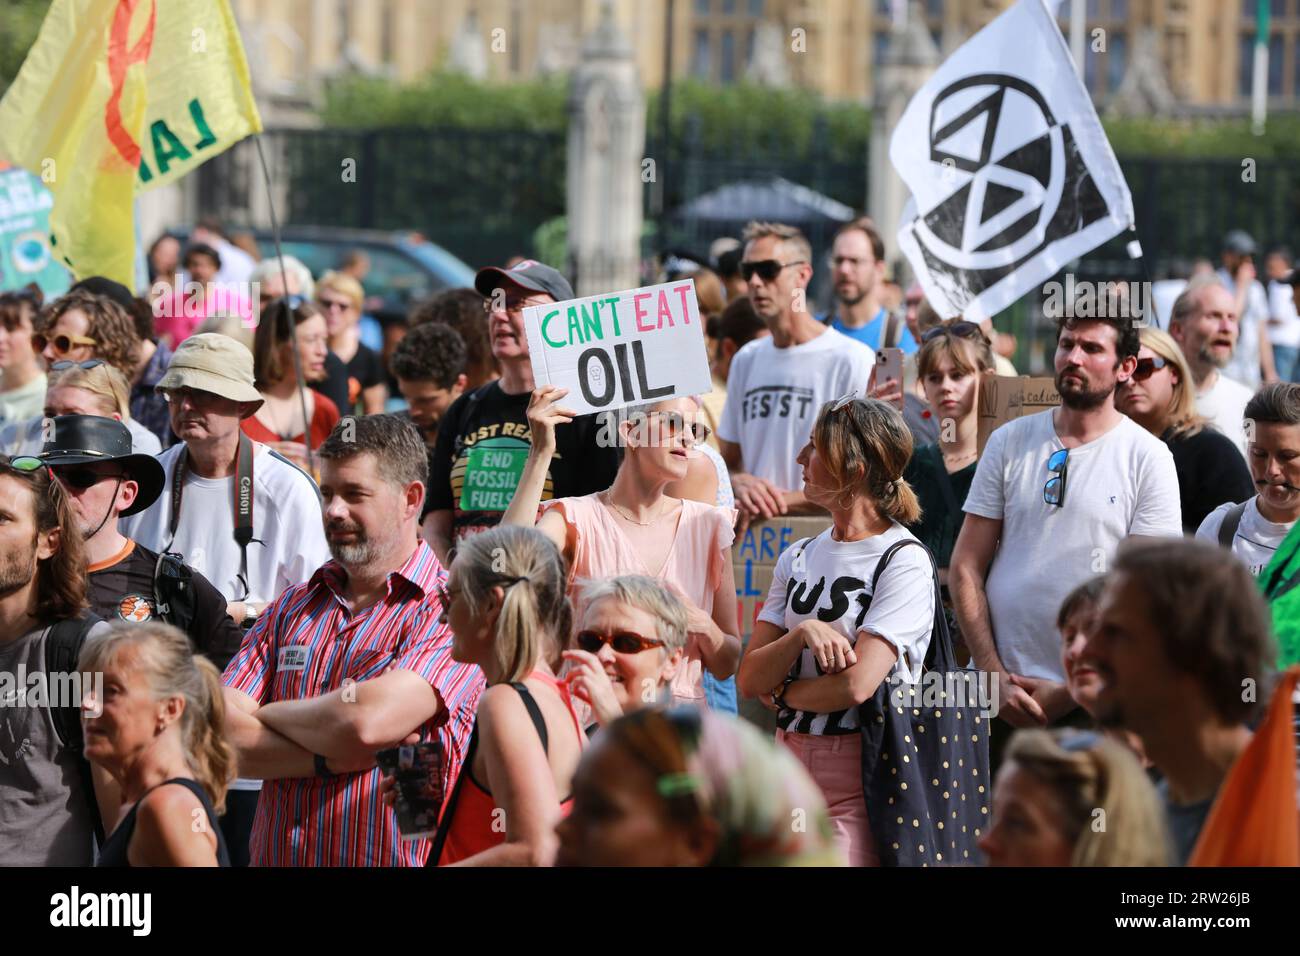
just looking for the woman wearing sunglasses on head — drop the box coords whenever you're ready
[0,360,161,457]
[737,396,936,866]
[1115,328,1254,533]
[423,525,586,867]
[561,575,688,733]
[502,388,742,709]
[902,322,997,651]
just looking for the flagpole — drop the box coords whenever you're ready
[253,134,314,466]
[1069,0,1086,78]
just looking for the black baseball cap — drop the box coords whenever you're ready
[475,259,574,304]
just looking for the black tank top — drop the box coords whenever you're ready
[96,778,231,867]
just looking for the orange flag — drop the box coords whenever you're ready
[1189,666,1299,866]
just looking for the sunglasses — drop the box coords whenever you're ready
[633,411,711,447]
[318,298,354,313]
[740,259,807,282]
[7,455,52,480]
[575,629,665,655]
[1131,356,1169,382]
[920,320,987,345]
[1044,448,1069,508]
[52,467,126,490]
[49,359,107,372]
[33,332,98,356]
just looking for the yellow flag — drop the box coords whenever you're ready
[0,0,262,287]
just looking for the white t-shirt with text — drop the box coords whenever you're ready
[758,522,935,735]
[1196,497,1294,577]
[717,327,874,491]
[963,410,1182,681]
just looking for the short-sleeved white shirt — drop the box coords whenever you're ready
[717,328,874,490]
[962,410,1182,680]
[758,523,935,735]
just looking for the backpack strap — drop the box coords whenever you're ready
[44,615,105,844]
[1217,501,1248,550]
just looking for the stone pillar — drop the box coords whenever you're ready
[566,0,645,297]
[868,0,938,283]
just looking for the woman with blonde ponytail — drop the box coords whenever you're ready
[80,622,233,866]
[426,525,586,867]
[738,395,937,866]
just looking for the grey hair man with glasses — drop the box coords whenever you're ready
[949,310,1181,770]
[717,221,877,530]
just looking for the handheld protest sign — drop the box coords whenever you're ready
[522,279,713,416]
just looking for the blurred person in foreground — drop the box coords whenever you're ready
[980,728,1169,866]
[1083,538,1279,864]
[556,708,842,866]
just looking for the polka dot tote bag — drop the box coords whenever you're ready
[859,540,991,866]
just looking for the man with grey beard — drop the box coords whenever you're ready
[220,414,483,866]
[1168,278,1255,456]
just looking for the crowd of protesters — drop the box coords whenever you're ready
[0,216,1296,870]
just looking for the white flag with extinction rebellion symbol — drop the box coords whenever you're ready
[891,0,1135,323]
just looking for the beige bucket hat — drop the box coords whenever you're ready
[155,333,264,417]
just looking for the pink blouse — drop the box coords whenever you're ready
[540,494,736,707]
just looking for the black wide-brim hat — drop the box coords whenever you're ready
[34,415,166,516]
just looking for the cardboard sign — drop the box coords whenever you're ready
[732,515,834,647]
[522,279,713,416]
[977,375,1060,453]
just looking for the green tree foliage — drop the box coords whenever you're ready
[321,71,871,162]
[0,0,49,97]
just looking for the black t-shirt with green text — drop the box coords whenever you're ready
[427,381,622,547]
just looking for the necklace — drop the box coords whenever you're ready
[602,491,669,527]
[941,448,977,464]
[265,393,304,440]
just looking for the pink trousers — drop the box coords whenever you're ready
[777,729,879,867]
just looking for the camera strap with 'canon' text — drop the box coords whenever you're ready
[168,432,255,601]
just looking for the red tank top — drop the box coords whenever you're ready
[436,672,584,865]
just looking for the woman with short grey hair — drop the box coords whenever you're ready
[563,575,689,730]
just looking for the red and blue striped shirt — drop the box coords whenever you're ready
[223,540,483,866]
